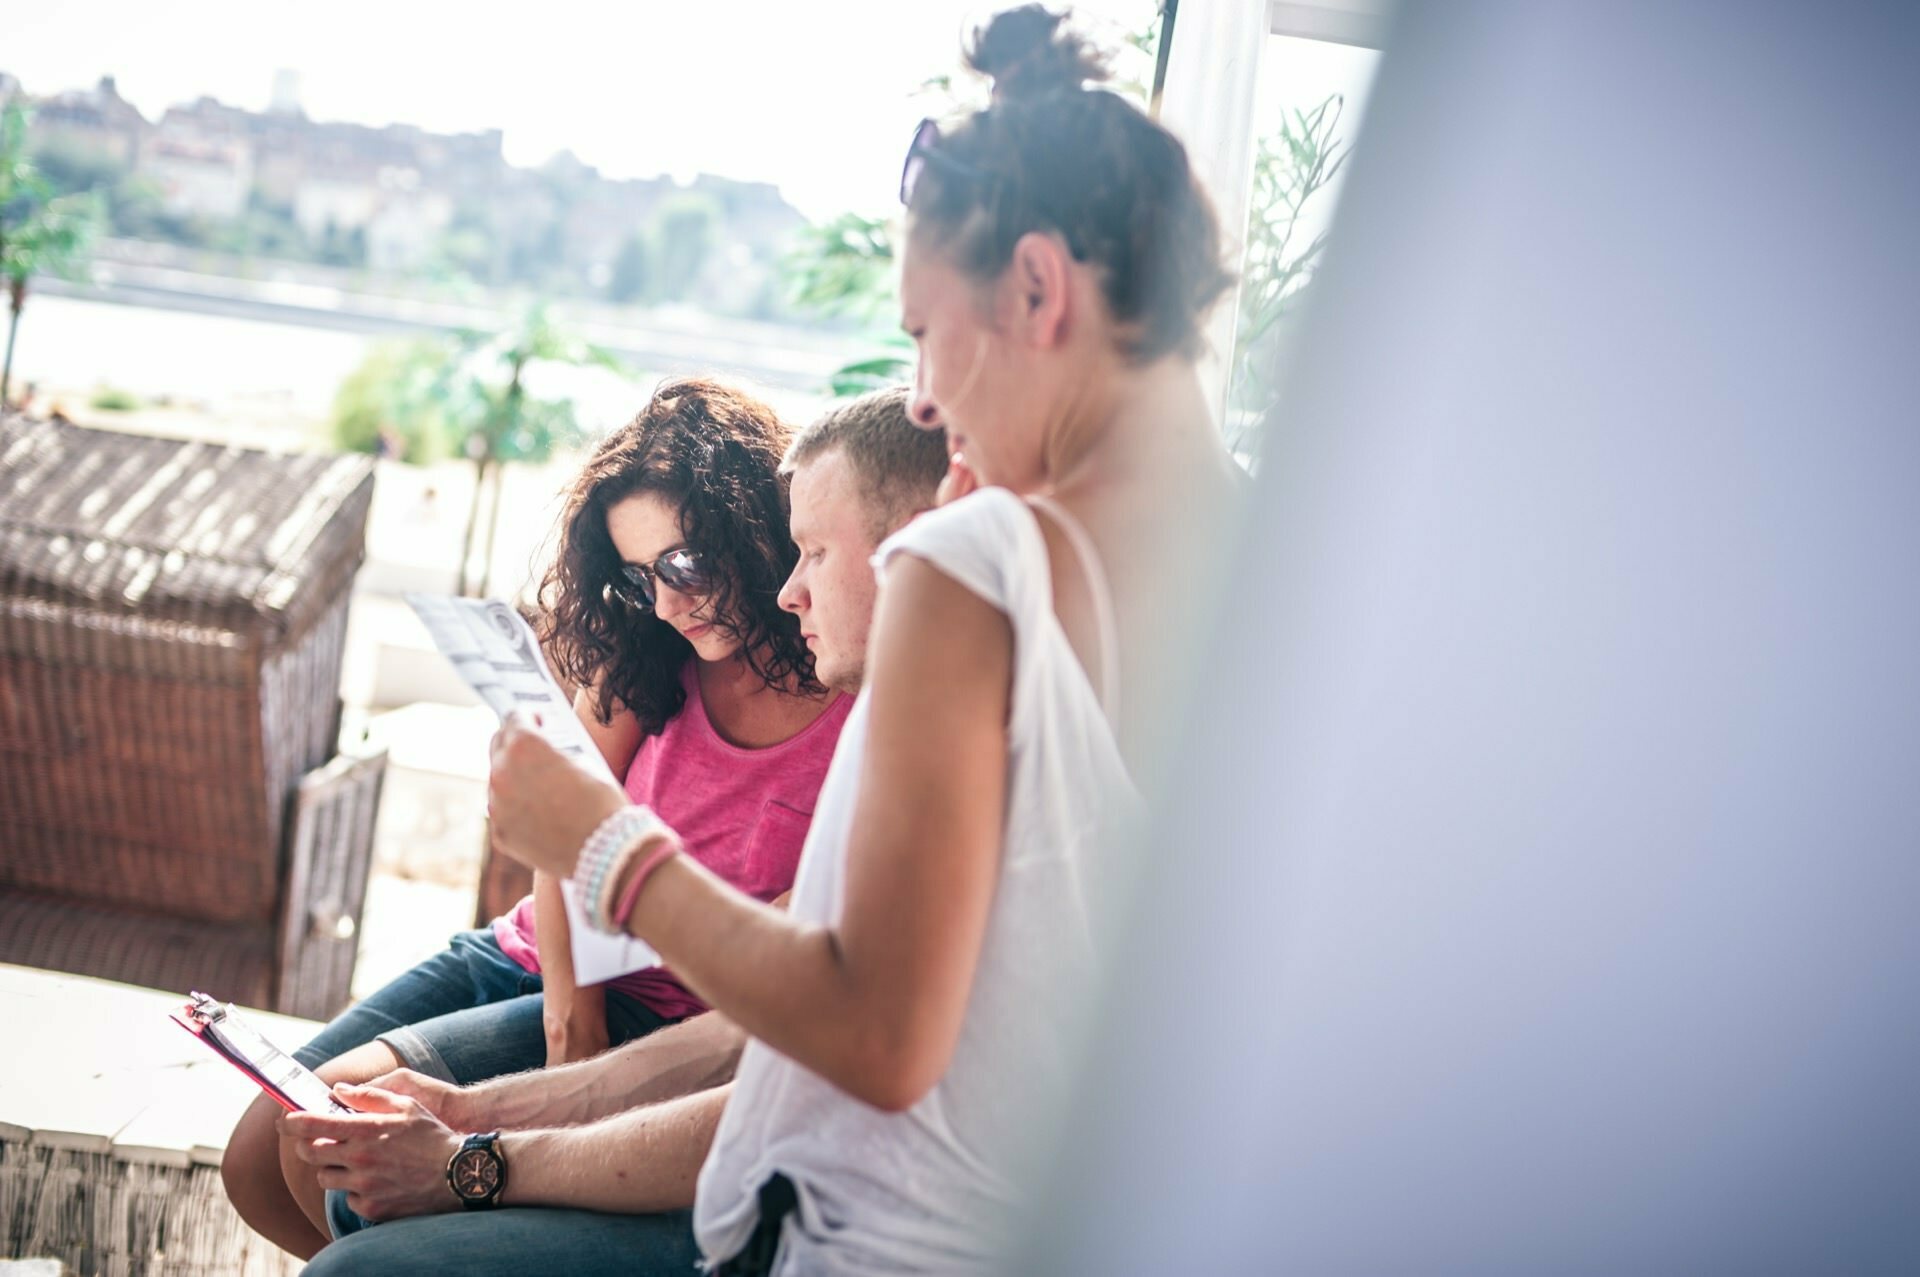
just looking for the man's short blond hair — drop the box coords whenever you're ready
[781,386,949,539]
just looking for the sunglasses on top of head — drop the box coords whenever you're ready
[899,117,989,207]
[899,117,1084,257]
[617,547,712,609]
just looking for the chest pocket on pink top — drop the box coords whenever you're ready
[739,800,813,901]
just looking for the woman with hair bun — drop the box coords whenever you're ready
[487,7,1245,1270]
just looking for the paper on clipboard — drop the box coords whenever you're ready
[171,992,352,1114]
[405,594,663,984]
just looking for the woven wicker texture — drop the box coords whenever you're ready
[0,414,374,927]
[0,1140,302,1276]
[275,750,388,1021]
[0,893,276,1009]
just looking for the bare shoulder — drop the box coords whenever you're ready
[1023,496,1109,703]
[875,552,1011,643]
[869,554,1013,701]
[575,683,642,772]
[859,544,1013,829]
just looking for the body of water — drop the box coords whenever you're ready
[12,293,376,415]
[9,293,834,437]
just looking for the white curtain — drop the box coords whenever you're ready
[1154,0,1268,427]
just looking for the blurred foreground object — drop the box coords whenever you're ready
[0,416,385,1019]
[1036,1,1920,1272]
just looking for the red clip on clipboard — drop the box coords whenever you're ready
[171,990,353,1114]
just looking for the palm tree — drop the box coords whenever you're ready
[781,212,913,396]
[1,102,100,408]
[334,306,629,596]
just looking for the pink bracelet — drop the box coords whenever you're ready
[609,838,681,931]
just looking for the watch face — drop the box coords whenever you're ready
[452,1147,501,1200]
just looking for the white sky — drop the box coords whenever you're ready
[2,3,1378,222]
[1,0,1183,219]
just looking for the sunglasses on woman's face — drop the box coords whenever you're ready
[618,547,711,608]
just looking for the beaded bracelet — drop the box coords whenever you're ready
[571,806,670,935]
[589,826,671,933]
[608,837,681,931]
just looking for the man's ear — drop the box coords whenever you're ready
[1008,231,1072,349]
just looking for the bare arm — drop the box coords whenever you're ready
[281,1081,732,1221]
[501,1084,730,1213]
[535,690,645,1064]
[471,1008,745,1129]
[491,559,1013,1112]
[375,1009,746,1135]
[533,871,607,1065]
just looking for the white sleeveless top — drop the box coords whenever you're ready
[694,487,1139,1274]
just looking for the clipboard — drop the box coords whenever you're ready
[170,991,353,1114]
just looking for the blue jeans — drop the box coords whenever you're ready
[302,1205,703,1276]
[295,929,680,1245]
[293,928,673,1083]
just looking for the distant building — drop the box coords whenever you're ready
[31,75,147,165]
[270,69,303,116]
[142,135,253,220]
[541,148,600,186]
[690,173,804,246]
[564,177,672,276]
[142,107,255,219]
[685,174,805,313]
[8,70,807,304]
[293,163,451,271]
[365,170,452,272]
[294,165,383,237]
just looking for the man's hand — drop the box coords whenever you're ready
[279,1083,466,1223]
[362,1068,489,1134]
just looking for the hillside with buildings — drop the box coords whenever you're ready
[0,69,808,319]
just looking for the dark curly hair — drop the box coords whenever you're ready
[907,5,1233,363]
[536,376,819,734]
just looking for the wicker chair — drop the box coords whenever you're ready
[0,414,386,1020]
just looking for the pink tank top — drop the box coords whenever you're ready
[493,661,852,1018]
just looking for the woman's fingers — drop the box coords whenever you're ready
[489,708,547,771]
[489,722,631,877]
[936,452,979,507]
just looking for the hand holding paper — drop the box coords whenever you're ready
[406,595,610,775]
[488,715,668,985]
[488,710,630,878]
[407,595,663,984]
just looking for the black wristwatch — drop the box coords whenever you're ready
[447,1132,508,1210]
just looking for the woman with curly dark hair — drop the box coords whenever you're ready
[538,376,821,739]
[222,377,852,1259]
[512,376,843,1073]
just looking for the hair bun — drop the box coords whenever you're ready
[967,5,1111,101]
